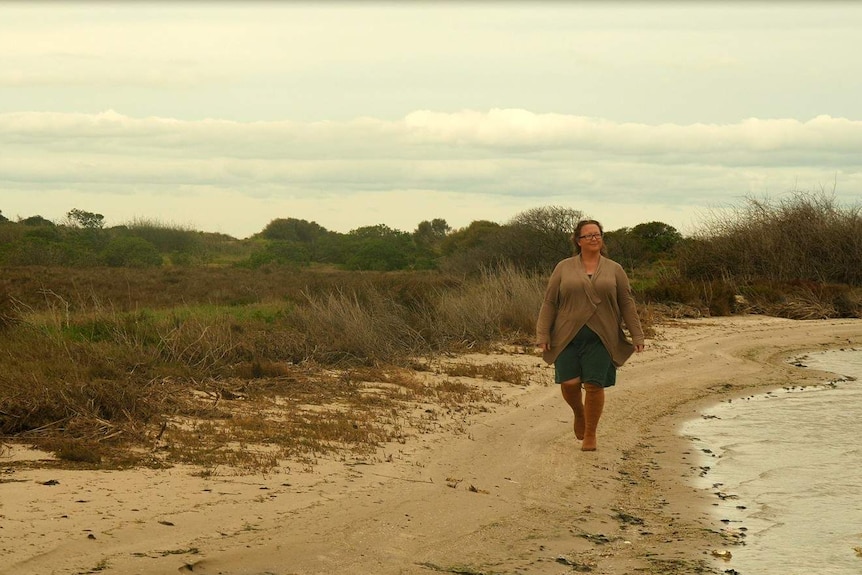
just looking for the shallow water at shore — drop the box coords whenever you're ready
[682,348,862,575]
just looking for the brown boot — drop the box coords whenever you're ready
[561,381,585,440]
[581,383,605,451]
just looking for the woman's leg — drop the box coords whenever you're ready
[560,378,585,440]
[581,383,605,451]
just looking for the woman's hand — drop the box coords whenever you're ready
[635,344,645,353]
[537,342,550,352]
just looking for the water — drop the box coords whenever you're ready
[682,348,862,575]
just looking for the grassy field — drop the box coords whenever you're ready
[0,265,553,472]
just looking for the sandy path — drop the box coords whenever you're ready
[2,315,860,575]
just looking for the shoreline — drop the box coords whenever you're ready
[675,347,862,575]
[611,316,862,574]
[1,315,861,575]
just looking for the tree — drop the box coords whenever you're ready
[0,210,8,223]
[20,215,54,226]
[66,209,105,229]
[605,222,682,270]
[314,232,349,265]
[412,218,450,250]
[630,221,682,256]
[2,235,69,266]
[259,218,328,243]
[603,221,682,271]
[504,206,585,272]
[508,206,583,258]
[440,220,502,256]
[438,220,506,274]
[602,227,641,271]
[348,224,402,239]
[343,224,415,270]
[411,218,450,269]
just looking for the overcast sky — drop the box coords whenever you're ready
[2,1,861,238]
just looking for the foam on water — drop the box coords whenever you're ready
[682,348,862,575]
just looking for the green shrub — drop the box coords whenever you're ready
[117,219,202,253]
[241,240,311,268]
[102,237,162,267]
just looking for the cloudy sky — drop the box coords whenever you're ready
[2,2,861,238]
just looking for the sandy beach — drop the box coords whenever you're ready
[2,315,861,575]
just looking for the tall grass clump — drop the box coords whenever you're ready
[0,321,184,444]
[637,269,738,317]
[669,191,862,318]
[424,264,545,348]
[289,287,428,365]
[0,288,20,331]
[678,191,862,285]
[118,218,201,253]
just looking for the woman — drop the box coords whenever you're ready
[536,219,645,451]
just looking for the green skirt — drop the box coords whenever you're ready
[554,325,616,387]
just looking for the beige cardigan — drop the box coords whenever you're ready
[536,255,644,367]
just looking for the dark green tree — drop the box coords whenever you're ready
[66,209,105,229]
[412,218,450,250]
[604,221,682,271]
[258,218,333,261]
[114,222,201,255]
[440,220,502,256]
[602,227,640,271]
[411,218,450,269]
[344,224,415,270]
[438,220,506,274]
[314,232,349,265]
[630,221,682,257]
[20,215,54,226]
[259,218,328,243]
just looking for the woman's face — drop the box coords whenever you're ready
[577,223,603,252]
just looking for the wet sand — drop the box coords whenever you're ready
[2,315,860,575]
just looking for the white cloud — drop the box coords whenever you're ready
[1,109,860,238]
[6,108,862,157]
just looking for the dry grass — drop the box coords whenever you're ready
[641,273,862,320]
[431,361,531,386]
[0,267,544,473]
[9,363,526,474]
[678,191,862,285]
[0,266,456,313]
[6,253,855,475]
[424,264,545,349]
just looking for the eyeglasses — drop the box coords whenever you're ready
[578,233,603,241]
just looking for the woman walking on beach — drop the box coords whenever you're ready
[536,219,645,451]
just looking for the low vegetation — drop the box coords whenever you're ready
[0,264,547,471]
[1,192,860,472]
[641,192,862,319]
